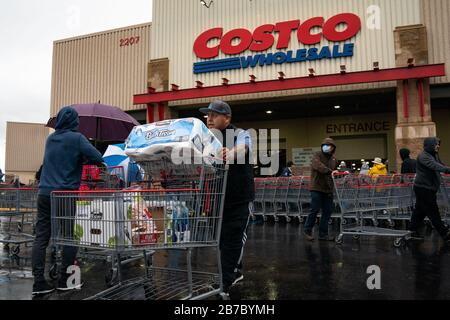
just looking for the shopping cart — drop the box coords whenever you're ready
[251,178,266,218]
[51,158,228,300]
[81,165,125,190]
[286,176,302,222]
[333,173,411,247]
[298,176,311,224]
[387,174,415,226]
[262,178,277,222]
[274,177,290,222]
[438,174,450,222]
[0,188,37,267]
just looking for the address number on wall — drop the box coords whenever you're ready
[120,36,140,47]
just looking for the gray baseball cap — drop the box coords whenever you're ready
[199,100,232,116]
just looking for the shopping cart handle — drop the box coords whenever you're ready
[332,171,348,177]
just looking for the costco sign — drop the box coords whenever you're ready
[193,13,361,74]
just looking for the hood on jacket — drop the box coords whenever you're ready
[321,137,336,154]
[399,148,411,161]
[55,106,79,132]
[424,137,440,155]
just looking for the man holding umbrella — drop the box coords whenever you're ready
[32,106,103,296]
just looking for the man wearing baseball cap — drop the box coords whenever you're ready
[200,100,255,299]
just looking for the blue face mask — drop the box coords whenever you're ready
[322,145,333,154]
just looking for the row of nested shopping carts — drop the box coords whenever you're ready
[50,158,229,300]
[0,187,38,268]
[253,174,450,247]
[0,166,125,272]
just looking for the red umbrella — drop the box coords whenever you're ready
[46,103,141,142]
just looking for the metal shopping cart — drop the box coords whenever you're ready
[274,177,290,222]
[251,178,266,218]
[51,158,228,300]
[0,187,37,268]
[438,174,450,223]
[333,173,411,247]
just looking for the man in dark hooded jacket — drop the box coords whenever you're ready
[304,138,339,241]
[31,107,103,296]
[399,148,417,174]
[409,137,450,242]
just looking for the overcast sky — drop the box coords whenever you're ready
[0,0,153,171]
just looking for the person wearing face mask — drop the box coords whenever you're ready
[409,137,450,242]
[303,138,339,241]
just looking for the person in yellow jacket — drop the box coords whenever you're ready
[369,157,388,177]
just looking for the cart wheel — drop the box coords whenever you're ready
[393,238,403,248]
[286,216,291,223]
[336,234,344,245]
[105,268,118,287]
[263,216,268,222]
[341,218,347,225]
[274,216,279,223]
[388,221,396,228]
[352,235,360,241]
[49,264,58,280]
[328,219,334,225]
[220,292,231,301]
[12,246,20,255]
[299,217,305,224]
[372,220,379,227]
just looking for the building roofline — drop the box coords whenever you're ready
[54,22,152,44]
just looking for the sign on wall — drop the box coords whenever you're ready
[193,13,362,74]
[292,147,321,167]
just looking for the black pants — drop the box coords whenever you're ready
[410,186,448,238]
[31,195,78,282]
[220,203,251,289]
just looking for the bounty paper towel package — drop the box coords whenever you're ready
[124,118,222,163]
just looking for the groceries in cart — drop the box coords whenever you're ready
[74,196,195,248]
[124,118,223,164]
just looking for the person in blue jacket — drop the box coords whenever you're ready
[280,161,295,177]
[31,106,103,296]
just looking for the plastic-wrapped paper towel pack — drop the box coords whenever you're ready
[124,118,223,163]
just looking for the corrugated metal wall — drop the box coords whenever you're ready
[50,23,151,117]
[422,0,450,84]
[151,0,422,107]
[5,122,49,172]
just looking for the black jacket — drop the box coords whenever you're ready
[414,138,450,192]
[399,148,417,174]
[221,124,255,211]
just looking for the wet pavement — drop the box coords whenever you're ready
[1,219,450,300]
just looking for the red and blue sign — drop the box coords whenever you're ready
[193,13,361,74]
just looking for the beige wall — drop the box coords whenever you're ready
[422,0,450,84]
[236,112,397,171]
[50,23,152,116]
[5,122,49,183]
[433,108,450,164]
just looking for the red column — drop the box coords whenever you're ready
[158,102,165,121]
[403,80,409,119]
[147,104,154,123]
[417,79,425,118]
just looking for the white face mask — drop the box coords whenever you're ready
[322,145,333,154]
